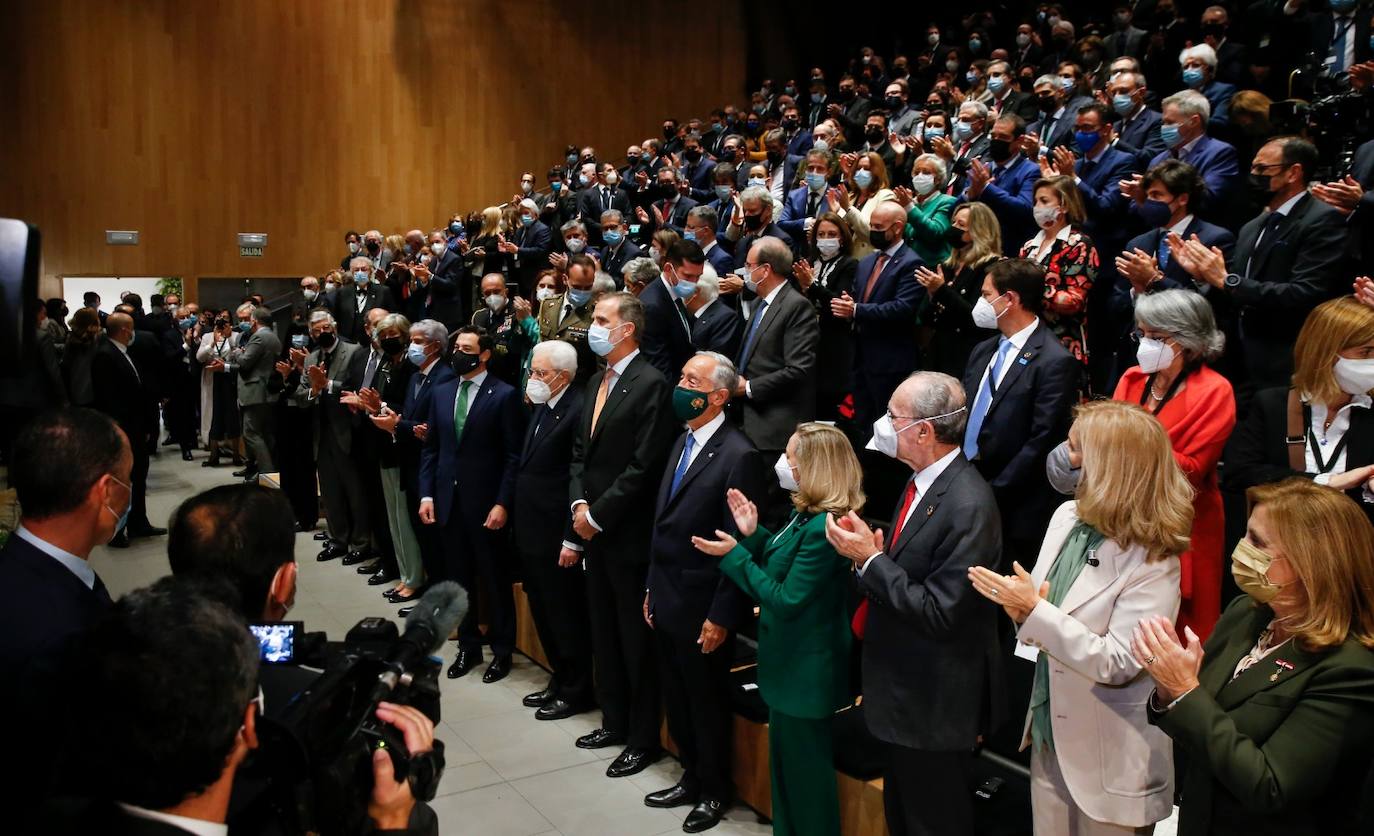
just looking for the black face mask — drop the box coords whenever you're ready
[450,351,481,375]
[839,88,856,102]
[743,213,765,232]
[365,240,381,254]
[781,118,799,131]
[1037,96,1058,113]
[865,127,886,145]
[869,228,890,249]
[885,96,903,111]
[988,138,1014,162]
[944,225,968,247]
[684,148,703,163]
[1248,172,1278,200]
[663,127,676,140]
[655,183,677,199]
[315,331,336,350]
[766,150,782,165]
[1201,22,1226,40]
[380,336,404,356]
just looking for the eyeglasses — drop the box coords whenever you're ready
[1249,163,1291,175]
[1129,329,1174,343]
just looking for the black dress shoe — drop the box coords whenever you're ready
[535,698,591,721]
[575,728,625,750]
[606,747,661,778]
[385,588,420,603]
[340,549,372,566]
[313,531,330,541]
[108,530,130,549]
[181,450,194,462]
[367,570,399,586]
[481,655,512,683]
[316,543,347,561]
[644,783,698,809]
[354,560,380,574]
[201,457,219,468]
[127,525,167,538]
[231,467,257,478]
[397,605,415,618]
[683,799,725,832]
[447,649,483,679]
[523,686,556,708]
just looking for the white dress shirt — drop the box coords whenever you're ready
[973,317,1040,396]
[858,446,962,574]
[1023,223,1073,263]
[15,525,95,589]
[117,803,228,836]
[566,349,641,545]
[1307,394,1371,484]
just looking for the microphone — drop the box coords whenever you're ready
[372,581,468,699]
[1086,550,1100,568]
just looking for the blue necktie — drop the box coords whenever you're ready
[669,433,695,497]
[1157,235,1171,271]
[1334,16,1353,72]
[736,297,769,371]
[964,338,1015,460]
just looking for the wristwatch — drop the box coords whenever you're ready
[1223,272,1242,289]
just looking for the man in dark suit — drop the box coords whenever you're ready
[1107,70,1166,169]
[1312,135,1374,263]
[500,199,553,297]
[420,231,468,329]
[598,209,642,282]
[826,372,1004,836]
[1028,75,1094,151]
[91,313,164,545]
[726,186,797,270]
[964,114,1041,255]
[985,60,1042,123]
[733,237,819,521]
[680,132,718,202]
[686,267,742,358]
[644,351,764,830]
[1299,0,1372,74]
[779,150,837,241]
[942,101,993,197]
[208,306,281,480]
[961,259,1080,569]
[577,163,632,245]
[686,204,735,280]
[330,258,397,344]
[563,291,677,778]
[1129,90,1241,220]
[1105,5,1147,61]
[828,73,874,148]
[1166,136,1347,394]
[513,341,595,720]
[83,291,108,326]
[832,201,925,438]
[418,327,525,684]
[637,167,699,237]
[638,239,700,380]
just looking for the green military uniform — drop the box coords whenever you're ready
[536,292,596,383]
[718,510,852,836]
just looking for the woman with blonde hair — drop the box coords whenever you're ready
[970,399,1194,834]
[1020,174,1098,365]
[830,150,897,258]
[463,206,506,277]
[1225,295,1374,524]
[693,422,861,836]
[915,201,1002,376]
[1134,478,1374,835]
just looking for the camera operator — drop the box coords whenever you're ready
[167,483,439,835]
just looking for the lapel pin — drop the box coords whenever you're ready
[1017,357,1029,365]
[925,505,934,517]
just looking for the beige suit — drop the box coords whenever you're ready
[1015,501,1179,832]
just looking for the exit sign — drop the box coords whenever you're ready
[240,246,264,257]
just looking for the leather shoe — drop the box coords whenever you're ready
[316,543,347,561]
[481,655,512,683]
[231,467,257,479]
[108,530,130,549]
[386,588,420,603]
[354,561,380,574]
[447,649,483,679]
[128,525,167,538]
[398,605,415,618]
[644,783,697,809]
[606,747,661,778]
[340,549,372,566]
[575,728,625,750]
[535,698,589,721]
[181,450,194,462]
[367,569,398,586]
[523,686,556,708]
[313,531,330,541]
[683,799,725,832]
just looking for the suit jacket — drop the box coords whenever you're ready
[860,454,1005,750]
[734,283,819,451]
[1075,146,1141,248]
[778,185,835,241]
[567,352,677,559]
[691,299,742,358]
[970,155,1040,256]
[291,340,366,455]
[1149,595,1374,836]
[1114,106,1166,169]
[328,283,397,344]
[645,195,699,236]
[1146,134,1240,215]
[1104,25,1147,60]
[647,422,763,637]
[418,372,525,528]
[718,512,851,719]
[1201,80,1239,129]
[1348,137,1374,262]
[1115,218,1237,333]
[961,321,1080,541]
[1304,7,1373,70]
[638,277,696,381]
[1031,96,1096,150]
[396,360,457,491]
[730,222,797,270]
[508,219,553,289]
[601,239,642,284]
[702,239,734,280]
[424,247,468,329]
[576,184,631,243]
[682,156,718,202]
[850,242,925,377]
[1016,502,1180,826]
[231,327,282,407]
[91,339,151,436]
[537,292,596,383]
[0,533,111,684]
[988,89,1042,123]
[513,386,584,557]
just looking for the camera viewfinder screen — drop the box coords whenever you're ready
[250,623,297,663]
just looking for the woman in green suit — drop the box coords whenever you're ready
[895,152,958,265]
[1133,478,1374,835]
[692,422,863,836]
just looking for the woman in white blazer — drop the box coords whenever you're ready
[969,400,1195,834]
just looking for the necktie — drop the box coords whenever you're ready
[591,370,614,433]
[363,351,380,389]
[862,254,889,302]
[660,200,673,222]
[1248,212,1285,277]
[964,337,1015,459]
[1157,235,1171,271]
[737,298,770,371]
[601,188,611,211]
[559,302,572,326]
[1079,158,1096,180]
[807,193,819,216]
[1334,16,1353,72]
[533,403,548,437]
[669,433,696,497]
[452,380,473,443]
[1116,32,1127,56]
[674,299,692,338]
[888,478,920,546]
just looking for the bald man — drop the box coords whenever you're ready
[91,313,165,544]
[829,200,924,441]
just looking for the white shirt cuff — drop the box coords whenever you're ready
[571,500,603,532]
[744,381,753,399]
[856,552,883,576]
[421,496,433,503]
[1314,472,1333,486]
[561,540,584,552]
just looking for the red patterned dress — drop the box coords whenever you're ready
[1019,225,1099,365]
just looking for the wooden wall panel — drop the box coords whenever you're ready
[0,0,747,296]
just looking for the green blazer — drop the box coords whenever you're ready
[903,192,957,266]
[1150,596,1374,835]
[718,511,852,720]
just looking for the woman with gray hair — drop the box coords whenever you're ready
[1111,289,1235,638]
[892,152,957,264]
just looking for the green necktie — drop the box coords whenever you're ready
[453,380,472,443]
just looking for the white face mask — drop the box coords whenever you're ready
[1033,204,1061,228]
[912,173,936,196]
[485,294,507,312]
[774,452,799,491]
[526,377,553,404]
[816,238,841,258]
[866,407,967,458]
[1136,337,1176,374]
[565,237,587,253]
[536,287,556,302]
[1334,356,1374,395]
[971,293,1006,330]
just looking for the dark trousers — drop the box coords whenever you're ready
[657,627,733,802]
[585,549,660,749]
[517,540,594,705]
[276,403,318,529]
[442,515,515,657]
[240,402,276,472]
[165,367,199,452]
[316,432,370,549]
[355,436,394,570]
[883,744,974,836]
[127,432,152,530]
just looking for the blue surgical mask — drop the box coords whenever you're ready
[683,230,698,243]
[353,270,370,285]
[179,316,196,330]
[579,173,591,187]
[520,214,535,227]
[925,126,946,141]
[747,177,766,188]
[1112,93,1135,116]
[587,322,624,356]
[602,229,623,245]
[1332,0,1358,10]
[567,288,593,306]
[987,76,1008,95]
[714,185,733,201]
[805,171,827,192]
[1059,76,1075,92]
[449,222,462,234]
[1160,123,1182,148]
[1182,67,1205,88]
[965,70,979,85]
[1074,130,1099,154]
[551,181,563,192]
[953,120,973,140]
[406,342,430,366]
[236,321,252,333]
[672,279,697,299]
[104,474,132,537]
[810,92,824,104]
[853,169,874,189]
[968,38,982,53]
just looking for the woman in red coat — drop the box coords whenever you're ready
[1112,290,1235,639]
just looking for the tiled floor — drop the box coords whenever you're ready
[90,449,773,836]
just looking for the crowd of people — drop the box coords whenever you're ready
[7,2,1374,835]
